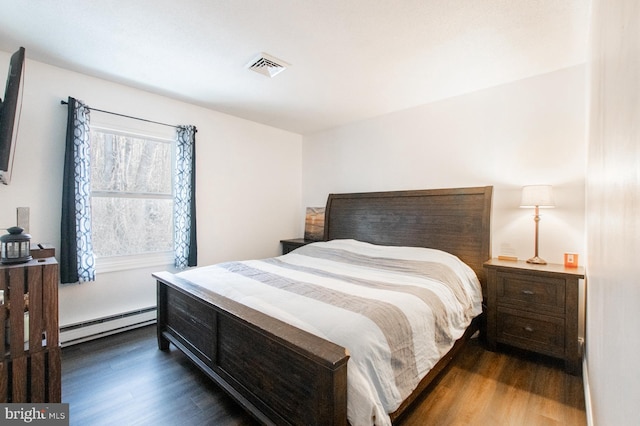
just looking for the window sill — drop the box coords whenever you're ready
[96,251,173,274]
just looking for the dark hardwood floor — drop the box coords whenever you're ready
[398,337,587,425]
[62,325,586,426]
[62,326,257,426]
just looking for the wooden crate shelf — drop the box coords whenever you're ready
[0,257,60,402]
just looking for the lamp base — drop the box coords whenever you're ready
[526,256,547,265]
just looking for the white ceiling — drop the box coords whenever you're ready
[0,0,589,134]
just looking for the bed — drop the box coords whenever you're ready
[154,186,492,425]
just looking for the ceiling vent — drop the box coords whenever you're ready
[246,53,290,78]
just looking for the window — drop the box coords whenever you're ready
[89,127,174,271]
[61,97,197,283]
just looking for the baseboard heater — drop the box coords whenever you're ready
[60,307,157,347]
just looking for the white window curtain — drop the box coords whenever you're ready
[61,97,96,283]
[174,125,198,269]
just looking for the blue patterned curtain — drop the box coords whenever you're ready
[174,125,197,269]
[60,97,96,283]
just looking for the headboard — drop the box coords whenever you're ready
[323,186,493,287]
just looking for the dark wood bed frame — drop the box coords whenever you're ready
[154,186,492,425]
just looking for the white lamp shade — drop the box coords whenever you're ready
[520,185,555,208]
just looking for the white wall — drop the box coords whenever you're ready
[0,52,302,327]
[303,66,587,265]
[586,0,640,424]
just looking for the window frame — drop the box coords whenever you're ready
[88,124,176,274]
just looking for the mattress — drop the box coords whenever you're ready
[177,239,483,426]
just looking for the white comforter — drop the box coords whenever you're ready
[177,239,483,426]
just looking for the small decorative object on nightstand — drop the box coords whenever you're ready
[304,207,325,241]
[280,238,314,255]
[484,258,585,375]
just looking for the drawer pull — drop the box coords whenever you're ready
[523,326,534,333]
[521,290,535,295]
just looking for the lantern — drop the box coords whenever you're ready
[1,226,32,264]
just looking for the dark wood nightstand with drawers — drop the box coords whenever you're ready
[483,259,585,375]
[280,238,314,254]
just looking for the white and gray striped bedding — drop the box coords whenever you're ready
[177,239,483,426]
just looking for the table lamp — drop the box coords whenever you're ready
[520,185,555,264]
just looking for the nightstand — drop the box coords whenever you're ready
[280,238,314,254]
[483,259,585,375]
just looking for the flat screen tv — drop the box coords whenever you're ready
[0,47,25,185]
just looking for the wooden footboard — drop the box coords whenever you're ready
[154,271,350,426]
